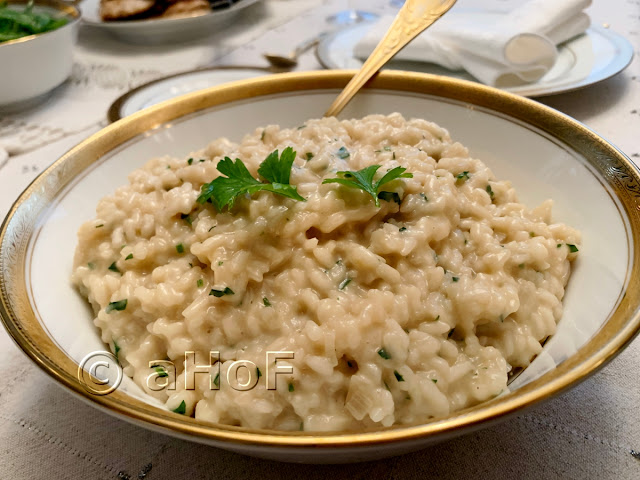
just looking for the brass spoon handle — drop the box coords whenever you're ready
[324,0,457,117]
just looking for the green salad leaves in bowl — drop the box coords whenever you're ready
[0,0,68,43]
[0,0,79,107]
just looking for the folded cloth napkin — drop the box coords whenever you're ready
[353,0,592,87]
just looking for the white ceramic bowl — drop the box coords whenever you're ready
[1,71,640,463]
[0,0,79,108]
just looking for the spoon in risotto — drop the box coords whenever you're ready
[325,0,457,117]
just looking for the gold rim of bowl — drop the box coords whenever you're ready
[2,70,640,449]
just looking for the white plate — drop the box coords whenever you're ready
[80,0,261,44]
[316,25,634,97]
[108,67,273,121]
[2,71,640,462]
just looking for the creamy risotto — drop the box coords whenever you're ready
[72,113,580,431]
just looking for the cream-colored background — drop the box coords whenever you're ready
[0,0,639,478]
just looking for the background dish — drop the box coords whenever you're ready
[316,25,634,97]
[81,0,262,44]
[1,71,640,463]
[0,0,79,107]
[108,66,273,121]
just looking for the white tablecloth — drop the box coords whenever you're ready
[1,0,639,478]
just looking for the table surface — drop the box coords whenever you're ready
[0,1,639,478]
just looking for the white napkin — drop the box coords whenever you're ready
[353,0,592,87]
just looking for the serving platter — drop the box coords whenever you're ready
[316,25,634,97]
[1,71,640,463]
[80,0,262,44]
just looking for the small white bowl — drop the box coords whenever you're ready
[0,0,79,108]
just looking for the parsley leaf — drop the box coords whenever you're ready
[258,146,296,184]
[323,165,413,207]
[197,148,305,210]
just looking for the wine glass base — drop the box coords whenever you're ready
[326,10,379,26]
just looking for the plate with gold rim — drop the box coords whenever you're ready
[1,71,639,463]
[316,25,634,97]
[107,66,275,122]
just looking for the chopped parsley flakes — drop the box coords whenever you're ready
[209,287,234,297]
[151,366,168,378]
[336,146,350,159]
[106,299,127,313]
[486,184,494,198]
[172,400,186,415]
[377,348,391,360]
[456,171,470,183]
